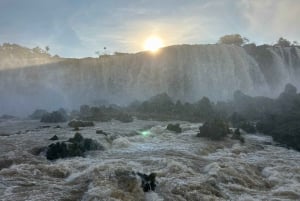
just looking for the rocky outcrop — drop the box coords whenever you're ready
[166,123,182,133]
[68,120,94,128]
[197,119,230,140]
[40,111,67,123]
[46,133,103,160]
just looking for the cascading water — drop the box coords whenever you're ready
[0,44,300,116]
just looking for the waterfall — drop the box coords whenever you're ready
[0,44,299,116]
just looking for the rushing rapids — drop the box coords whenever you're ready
[1,44,300,116]
[0,119,300,201]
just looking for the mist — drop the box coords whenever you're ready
[1,43,300,116]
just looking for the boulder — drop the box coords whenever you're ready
[68,120,94,128]
[46,133,103,160]
[49,135,58,141]
[96,130,108,136]
[166,123,182,133]
[231,128,245,143]
[137,172,157,192]
[197,119,229,140]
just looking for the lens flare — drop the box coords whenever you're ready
[144,36,164,53]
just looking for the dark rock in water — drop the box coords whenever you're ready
[137,172,157,192]
[46,142,69,160]
[68,120,94,128]
[231,128,245,143]
[96,130,108,136]
[29,109,48,120]
[39,125,51,129]
[54,125,61,129]
[197,119,229,140]
[46,133,103,160]
[49,135,58,141]
[166,123,182,133]
[73,127,80,131]
[41,111,67,123]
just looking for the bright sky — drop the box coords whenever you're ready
[0,0,299,58]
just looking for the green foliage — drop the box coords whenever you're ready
[275,37,291,47]
[40,110,67,123]
[197,119,230,140]
[218,34,248,46]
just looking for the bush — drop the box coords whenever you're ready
[41,111,67,123]
[197,119,229,140]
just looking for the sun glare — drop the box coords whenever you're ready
[144,36,164,53]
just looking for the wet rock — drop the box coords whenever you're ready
[197,119,229,140]
[166,123,182,133]
[73,127,80,131]
[96,130,108,136]
[39,125,51,129]
[41,111,67,123]
[137,172,157,192]
[68,120,94,128]
[49,135,58,141]
[231,128,245,143]
[46,133,103,160]
[54,125,61,129]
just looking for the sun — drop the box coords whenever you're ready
[144,36,164,53]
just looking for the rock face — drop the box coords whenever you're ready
[46,133,103,160]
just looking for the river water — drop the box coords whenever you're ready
[0,119,299,201]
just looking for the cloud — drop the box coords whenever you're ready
[239,0,300,43]
[0,0,299,57]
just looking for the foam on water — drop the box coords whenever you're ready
[0,119,300,200]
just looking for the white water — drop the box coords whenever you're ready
[1,45,300,116]
[1,119,300,200]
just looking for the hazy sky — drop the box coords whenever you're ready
[0,0,299,58]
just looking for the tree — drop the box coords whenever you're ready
[292,41,299,46]
[45,46,50,52]
[95,51,100,57]
[275,37,291,47]
[218,34,248,46]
